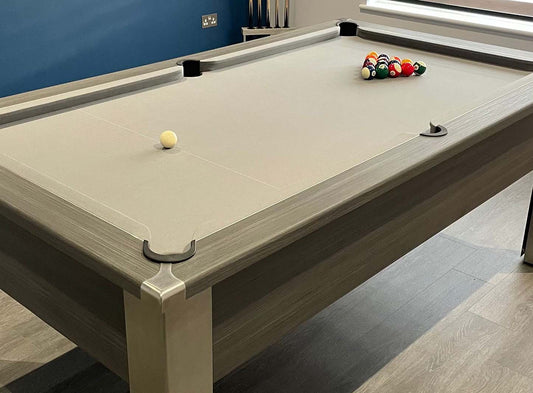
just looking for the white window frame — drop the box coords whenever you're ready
[360,0,533,38]
[416,0,533,18]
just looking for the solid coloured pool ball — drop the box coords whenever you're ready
[414,61,427,75]
[361,65,376,80]
[401,62,415,76]
[160,130,178,149]
[388,63,402,78]
[375,64,389,79]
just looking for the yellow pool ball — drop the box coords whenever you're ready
[160,130,178,149]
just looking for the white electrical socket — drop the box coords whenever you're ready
[202,13,218,28]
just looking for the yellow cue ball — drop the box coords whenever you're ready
[160,130,178,149]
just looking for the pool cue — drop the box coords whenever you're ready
[258,0,263,28]
[248,0,254,28]
[284,0,289,28]
[266,0,271,28]
[275,0,280,28]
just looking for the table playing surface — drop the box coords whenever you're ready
[0,28,528,255]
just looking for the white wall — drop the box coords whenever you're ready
[292,0,357,26]
[290,0,533,51]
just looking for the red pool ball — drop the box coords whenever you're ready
[388,63,402,78]
[401,62,415,77]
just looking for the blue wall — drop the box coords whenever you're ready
[0,0,248,97]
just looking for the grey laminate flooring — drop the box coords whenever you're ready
[1,172,533,393]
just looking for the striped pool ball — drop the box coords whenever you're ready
[363,57,377,67]
[378,53,389,61]
[389,59,401,66]
[401,58,413,65]
[367,51,378,59]
[414,61,427,75]
[361,65,376,80]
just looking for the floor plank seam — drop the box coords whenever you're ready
[493,357,533,382]
[439,232,521,256]
[464,309,513,333]
[450,267,492,284]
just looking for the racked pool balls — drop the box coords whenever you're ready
[413,61,427,75]
[375,63,389,79]
[359,51,425,80]
[361,65,376,80]
[401,62,415,76]
[388,62,402,78]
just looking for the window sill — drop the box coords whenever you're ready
[360,0,533,39]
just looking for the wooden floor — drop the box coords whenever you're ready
[1,172,533,393]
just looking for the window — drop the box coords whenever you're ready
[360,0,533,38]
[411,0,533,18]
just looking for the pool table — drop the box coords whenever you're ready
[2,20,533,393]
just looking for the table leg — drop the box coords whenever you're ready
[124,285,213,393]
[523,188,533,265]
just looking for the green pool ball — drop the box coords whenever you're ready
[375,64,389,79]
[414,61,427,75]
